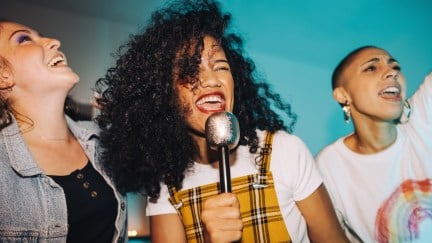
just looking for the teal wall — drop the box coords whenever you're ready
[4,0,431,155]
[217,0,432,154]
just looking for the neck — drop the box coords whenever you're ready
[346,121,397,154]
[190,132,218,165]
[38,133,72,142]
[15,109,70,142]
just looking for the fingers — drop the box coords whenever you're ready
[204,193,239,209]
[201,193,243,243]
[91,91,103,109]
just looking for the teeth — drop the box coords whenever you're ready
[196,95,222,105]
[48,56,64,67]
[379,86,400,95]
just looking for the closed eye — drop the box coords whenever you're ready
[392,65,401,71]
[363,65,376,72]
[214,66,230,71]
[213,59,230,72]
[17,34,32,44]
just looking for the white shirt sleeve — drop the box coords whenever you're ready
[270,131,322,201]
[145,183,177,216]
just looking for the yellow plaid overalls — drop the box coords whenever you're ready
[168,132,291,242]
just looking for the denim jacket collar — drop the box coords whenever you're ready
[2,116,99,177]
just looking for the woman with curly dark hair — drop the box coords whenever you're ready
[95,0,348,242]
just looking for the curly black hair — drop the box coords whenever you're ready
[95,0,297,199]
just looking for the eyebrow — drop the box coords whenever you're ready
[9,29,30,40]
[214,59,229,64]
[9,29,41,40]
[361,57,399,66]
[388,57,398,63]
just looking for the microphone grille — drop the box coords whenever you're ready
[205,112,240,150]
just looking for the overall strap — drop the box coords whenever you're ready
[167,130,292,243]
[256,131,275,185]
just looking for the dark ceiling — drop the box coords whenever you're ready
[17,0,163,26]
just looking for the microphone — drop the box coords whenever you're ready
[205,112,240,193]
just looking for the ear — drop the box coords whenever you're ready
[333,87,349,105]
[0,68,15,90]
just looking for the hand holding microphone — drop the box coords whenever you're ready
[205,111,240,193]
[202,112,243,242]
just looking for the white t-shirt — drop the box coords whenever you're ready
[316,72,432,243]
[147,130,322,243]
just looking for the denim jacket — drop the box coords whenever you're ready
[0,116,127,242]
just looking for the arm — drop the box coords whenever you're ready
[150,214,187,243]
[409,72,432,124]
[200,193,243,243]
[296,184,349,243]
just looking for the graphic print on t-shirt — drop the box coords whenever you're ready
[375,179,432,243]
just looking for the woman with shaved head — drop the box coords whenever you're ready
[316,46,432,242]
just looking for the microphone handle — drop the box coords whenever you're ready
[218,145,232,193]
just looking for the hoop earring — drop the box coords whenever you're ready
[399,99,411,124]
[342,101,351,124]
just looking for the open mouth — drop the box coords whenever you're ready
[378,85,401,99]
[196,93,226,112]
[48,55,66,67]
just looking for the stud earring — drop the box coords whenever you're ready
[399,99,411,124]
[342,101,351,124]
